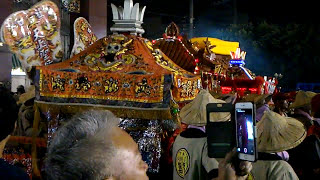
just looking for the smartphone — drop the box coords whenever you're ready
[206,103,234,158]
[235,102,257,162]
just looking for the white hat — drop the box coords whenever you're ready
[257,111,306,153]
[180,89,230,126]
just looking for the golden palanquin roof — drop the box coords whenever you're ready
[46,35,172,75]
[34,34,201,119]
[154,38,196,72]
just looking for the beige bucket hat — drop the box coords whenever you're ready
[257,111,306,153]
[180,89,231,126]
[289,90,317,109]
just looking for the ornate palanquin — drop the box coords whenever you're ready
[154,22,218,73]
[154,23,244,93]
[35,34,201,111]
[1,0,202,177]
[32,35,201,176]
[31,20,201,177]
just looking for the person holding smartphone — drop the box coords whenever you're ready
[251,111,305,180]
[173,90,252,180]
[172,90,223,180]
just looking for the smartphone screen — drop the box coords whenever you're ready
[235,102,256,161]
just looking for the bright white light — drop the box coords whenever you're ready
[247,121,253,140]
[240,66,253,80]
[0,42,3,46]
[11,68,26,75]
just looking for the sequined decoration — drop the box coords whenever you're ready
[62,0,80,13]
[46,110,70,145]
[119,119,163,173]
[3,146,32,178]
[61,0,69,10]
[162,119,178,131]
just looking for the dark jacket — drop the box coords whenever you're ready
[0,158,30,180]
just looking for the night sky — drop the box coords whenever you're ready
[0,0,318,90]
[108,0,320,91]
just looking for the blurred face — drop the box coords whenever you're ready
[267,98,274,106]
[111,127,149,180]
[282,100,289,110]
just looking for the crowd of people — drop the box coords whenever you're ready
[0,84,320,180]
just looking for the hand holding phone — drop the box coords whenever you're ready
[219,148,253,179]
[235,102,257,162]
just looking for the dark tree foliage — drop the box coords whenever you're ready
[216,22,320,90]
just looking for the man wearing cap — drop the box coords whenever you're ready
[290,90,317,129]
[172,90,230,180]
[251,111,304,180]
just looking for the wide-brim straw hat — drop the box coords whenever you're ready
[209,91,222,99]
[180,89,230,126]
[289,90,317,109]
[242,94,270,104]
[257,111,306,153]
[209,91,237,104]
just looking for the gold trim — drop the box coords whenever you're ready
[39,74,165,103]
[34,101,172,120]
[39,69,43,92]
[174,96,197,102]
[173,75,201,102]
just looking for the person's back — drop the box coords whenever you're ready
[253,111,305,180]
[290,109,313,129]
[172,90,225,180]
[287,135,320,179]
[252,157,298,180]
[172,128,218,180]
[0,87,30,180]
[15,98,35,137]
